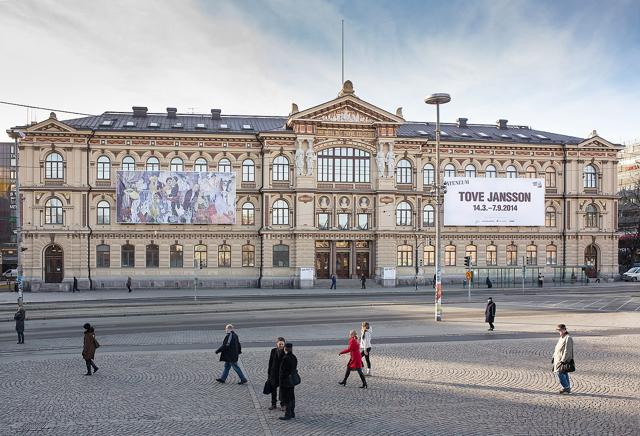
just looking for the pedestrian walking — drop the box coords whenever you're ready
[432,274,436,289]
[338,330,367,388]
[330,274,337,290]
[14,304,25,344]
[361,274,366,289]
[126,276,132,293]
[485,276,492,289]
[82,323,99,375]
[73,276,79,293]
[267,337,286,410]
[278,343,298,421]
[215,324,248,385]
[552,323,574,394]
[485,297,496,331]
[360,321,372,376]
[538,273,544,288]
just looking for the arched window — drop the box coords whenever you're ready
[396,159,412,184]
[121,244,135,268]
[194,244,207,268]
[396,201,412,226]
[242,202,255,225]
[423,245,435,266]
[585,204,598,228]
[506,244,518,266]
[317,147,370,182]
[465,244,477,265]
[485,165,497,178]
[445,245,456,266]
[526,244,537,265]
[96,244,110,268]
[45,197,63,224]
[170,157,184,172]
[546,244,557,265]
[194,157,208,172]
[506,165,517,178]
[45,152,64,179]
[273,156,289,181]
[526,166,537,179]
[122,156,136,172]
[486,244,497,266]
[397,245,413,267]
[465,164,476,178]
[273,244,289,267]
[545,167,556,188]
[97,200,110,225]
[423,163,435,186]
[218,158,232,173]
[444,163,456,178]
[272,200,289,225]
[583,164,597,189]
[545,206,556,227]
[242,159,255,182]
[97,155,111,180]
[423,204,435,227]
[146,156,160,171]
[170,244,183,268]
[218,244,231,267]
[146,243,159,268]
[242,244,255,267]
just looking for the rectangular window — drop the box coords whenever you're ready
[445,247,456,266]
[318,213,329,230]
[506,246,518,266]
[121,246,135,268]
[273,245,290,267]
[423,247,435,266]
[242,246,255,267]
[96,246,110,268]
[357,213,369,230]
[486,247,497,266]
[546,248,557,265]
[526,247,537,265]
[338,213,349,230]
[170,245,183,268]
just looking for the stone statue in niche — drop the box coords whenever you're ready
[295,145,304,176]
[376,145,386,178]
[306,148,315,176]
[359,197,369,208]
[319,196,330,208]
[386,146,395,178]
[339,197,350,208]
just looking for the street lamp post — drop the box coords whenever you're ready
[425,93,451,322]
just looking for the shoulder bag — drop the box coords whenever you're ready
[288,369,301,386]
[560,359,575,373]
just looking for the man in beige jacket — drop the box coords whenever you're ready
[552,323,574,394]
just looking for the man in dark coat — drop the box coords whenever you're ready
[279,343,298,421]
[14,305,25,344]
[82,323,99,375]
[361,274,366,289]
[267,337,286,410]
[330,274,337,290]
[73,276,79,293]
[215,324,248,384]
[126,276,132,293]
[485,297,496,331]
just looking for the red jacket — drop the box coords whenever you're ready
[340,337,363,369]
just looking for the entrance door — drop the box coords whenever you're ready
[44,245,64,283]
[356,253,369,278]
[315,252,330,279]
[336,253,350,279]
[584,244,598,278]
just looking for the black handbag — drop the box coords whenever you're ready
[263,380,272,395]
[93,338,100,349]
[288,370,301,386]
[560,359,575,373]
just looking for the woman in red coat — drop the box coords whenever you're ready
[338,329,368,388]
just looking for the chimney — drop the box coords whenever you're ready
[167,107,177,119]
[132,106,148,118]
[497,119,508,130]
[457,117,468,128]
[211,109,222,120]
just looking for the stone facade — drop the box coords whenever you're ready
[8,84,621,290]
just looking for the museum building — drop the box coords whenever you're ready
[8,82,621,290]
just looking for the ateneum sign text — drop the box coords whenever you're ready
[443,177,545,226]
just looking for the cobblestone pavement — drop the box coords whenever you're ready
[1,335,639,435]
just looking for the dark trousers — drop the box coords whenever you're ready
[127,284,132,292]
[330,282,336,289]
[361,348,371,369]
[17,330,24,343]
[281,387,295,418]
[85,358,98,374]
[488,321,494,330]
[342,367,367,386]
[271,385,284,407]
[361,281,366,289]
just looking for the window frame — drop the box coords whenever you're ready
[396,201,412,226]
[486,245,497,266]
[423,164,435,185]
[122,156,136,172]
[96,244,110,268]
[242,244,255,267]
[485,165,497,178]
[444,164,456,178]
[45,152,64,179]
[465,164,476,178]
[445,245,456,266]
[423,245,435,266]
[546,245,557,265]
[396,159,412,184]
[545,206,556,227]
[506,244,518,266]
[272,156,289,181]
[317,147,371,183]
[526,244,537,266]
[45,197,64,225]
[423,204,435,227]
[583,164,597,189]
[506,165,517,179]
[97,155,111,180]
[218,158,232,173]
[218,244,231,268]
[146,243,160,268]
[397,244,413,267]
[273,244,290,267]
[121,244,135,268]
[272,200,289,225]
[242,159,255,182]
[170,244,183,268]
[97,200,110,225]
[170,157,184,172]
[194,157,208,172]
[146,156,160,171]
[194,244,208,268]
[585,204,598,228]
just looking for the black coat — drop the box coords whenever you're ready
[216,331,242,363]
[14,309,25,332]
[279,352,298,388]
[268,347,285,387]
[485,302,496,322]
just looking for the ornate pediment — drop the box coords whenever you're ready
[317,106,377,123]
[578,134,620,150]
[24,113,78,134]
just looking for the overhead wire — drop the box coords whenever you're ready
[0,100,96,117]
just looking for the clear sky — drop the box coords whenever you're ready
[1,0,639,143]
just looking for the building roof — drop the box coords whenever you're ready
[61,111,584,144]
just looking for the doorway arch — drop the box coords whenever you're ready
[584,244,598,278]
[44,245,64,283]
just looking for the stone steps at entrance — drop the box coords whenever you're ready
[314,278,381,289]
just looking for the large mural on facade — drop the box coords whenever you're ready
[116,171,236,224]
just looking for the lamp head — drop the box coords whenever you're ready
[425,93,451,105]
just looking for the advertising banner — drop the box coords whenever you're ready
[443,177,544,226]
[116,171,236,224]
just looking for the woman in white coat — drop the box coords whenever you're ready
[360,322,372,376]
[552,323,574,394]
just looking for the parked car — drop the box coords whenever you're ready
[2,269,17,280]
[622,267,640,281]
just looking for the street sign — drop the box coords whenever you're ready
[465,271,473,281]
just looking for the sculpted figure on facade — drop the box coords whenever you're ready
[386,144,395,178]
[376,144,386,178]
[295,142,305,176]
[306,147,315,176]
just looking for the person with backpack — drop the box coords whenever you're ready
[278,343,298,421]
[82,323,99,375]
[215,324,248,385]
